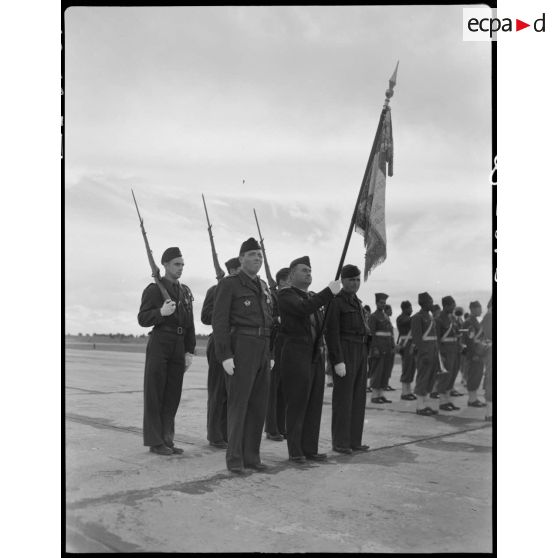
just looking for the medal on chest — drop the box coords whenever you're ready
[244,299,251,307]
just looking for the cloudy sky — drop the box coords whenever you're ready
[64,5,492,335]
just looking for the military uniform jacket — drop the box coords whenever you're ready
[277,286,333,346]
[436,311,459,346]
[463,316,488,358]
[211,270,274,362]
[410,309,437,352]
[325,289,370,365]
[201,284,218,326]
[396,313,413,347]
[368,309,393,349]
[137,277,196,354]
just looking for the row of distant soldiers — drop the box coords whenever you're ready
[137,239,492,474]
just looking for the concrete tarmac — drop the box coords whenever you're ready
[65,348,492,553]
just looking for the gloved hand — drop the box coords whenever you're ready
[184,352,193,371]
[334,363,346,377]
[328,280,342,295]
[160,299,176,316]
[270,359,275,369]
[222,358,235,376]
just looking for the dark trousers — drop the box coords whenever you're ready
[265,335,287,436]
[206,335,228,444]
[331,341,368,449]
[224,335,270,470]
[466,356,485,392]
[143,331,185,447]
[484,348,493,402]
[436,343,460,393]
[399,342,416,384]
[414,343,438,396]
[383,350,395,388]
[369,340,392,389]
[281,338,325,458]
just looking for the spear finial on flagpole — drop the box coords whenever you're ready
[384,60,399,107]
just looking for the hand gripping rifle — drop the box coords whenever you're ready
[202,194,225,281]
[253,209,277,292]
[131,189,171,301]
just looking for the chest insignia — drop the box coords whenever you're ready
[244,300,251,307]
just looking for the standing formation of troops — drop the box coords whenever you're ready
[137,241,493,472]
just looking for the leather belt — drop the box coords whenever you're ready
[340,334,368,344]
[441,337,457,342]
[422,336,437,341]
[231,326,270,338]
[156,325,185,335]
[375,331,392,337]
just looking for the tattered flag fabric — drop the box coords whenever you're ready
[354,108,394,280]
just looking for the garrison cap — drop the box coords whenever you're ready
[442,295,456,307]
[276,267,291,283]
[161,247,182,264]
[239,237,261,255]
[418,292,433,306]
[375,292,389,303]
[289,256,311,269]
[401,300,412,310]
[469,300,482,310]
[225,257,241,273]
[341,264,361,279]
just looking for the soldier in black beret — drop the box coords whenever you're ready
[368,292,394,404]
[211,238,274,473]
[411,292,440,415]
[324,264,370,454]
[435,295,462,412]
[264,267,291,442]
[200,257,242,449]
[277,256,341,462]
[138,247,196,455]
[396,300,416,400]
[463,301,488,408]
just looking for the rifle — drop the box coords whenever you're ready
[131,189,171,301]
[202,194,225,281]
[253,209,277,291]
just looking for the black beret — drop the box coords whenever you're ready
[418,292,433,305]
[363,305,371,312]
[341,264,361,279]
[401,300,412,310]
[375,292,389,302]
[276,267,291,283]
[289,256,311,269]
[239,237,261,255]
[225,257,241,272]
[469,300,481,310]
[442,296,455,307]
[161,247,182,264]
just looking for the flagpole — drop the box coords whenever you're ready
[312,62,399,362]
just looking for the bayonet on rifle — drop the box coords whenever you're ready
[131,189,171,301]
[253,209,277,291]
[202,194,225,281]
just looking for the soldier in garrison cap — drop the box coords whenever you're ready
[411,292,440,416]
[264,267,291,442]
[211,238,274,473]
[201,257,242,449]
[324,264,370,454]
[434,296,462,412]
[138,247,196,455]
[396,301,417,400]
[481,297,493,421]
[368,293,393,404]
[382,304,396,392]
[463,301,488,408]
[277,256,341,463]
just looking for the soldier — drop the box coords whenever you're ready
[368,293,393,404]
[382,304,396,392]
[482,297,493,421]
[138,247,196,455]
[201,257,242,449]
[411,292,440,416]
[396,301,416,400]
[324,264,370,454]
[450,306,466,397]
[277,256,341,463]
[435,296,461,412]
[463,301,488,408]
[211,238,273,474]
[265,267,291,442]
